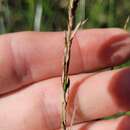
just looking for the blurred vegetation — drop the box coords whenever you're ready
[0,0,130,33]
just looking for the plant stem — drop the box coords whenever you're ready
[61,0,80,130]
[124,16,130,30]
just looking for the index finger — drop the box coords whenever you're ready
[0,28,130,94]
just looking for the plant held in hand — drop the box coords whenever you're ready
[61,0,87,130]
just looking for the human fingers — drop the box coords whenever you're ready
[0,68,130,130]
[0,28,130,94]
[58,116,130,130]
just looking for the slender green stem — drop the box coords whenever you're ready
[124,16,130,30]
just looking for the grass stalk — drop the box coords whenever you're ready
[34,0,43,31]
[124,16,130,30]
[61,0,80,130]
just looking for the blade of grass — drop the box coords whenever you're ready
[124,16,130,30]
[34,0,43,31]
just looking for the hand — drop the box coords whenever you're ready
[0,28,130,130]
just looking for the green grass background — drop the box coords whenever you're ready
[0,0,130,32]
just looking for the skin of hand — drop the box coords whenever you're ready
[0,28,130,130]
